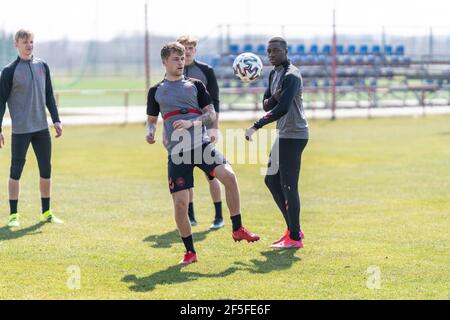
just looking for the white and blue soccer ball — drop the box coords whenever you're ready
[232,52,263,83]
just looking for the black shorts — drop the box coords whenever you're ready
[10,129,52,180]
[168,143,227,194]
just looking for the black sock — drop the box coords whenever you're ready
[290,231,301,241]
[188,202,195,220]
[9,200,18,215]
[214,202,223,220]
[41,198,50,213]
[231,214,242,231]
[181,235,196,253]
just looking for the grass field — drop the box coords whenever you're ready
[0,116,449,300]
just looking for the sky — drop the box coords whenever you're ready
[2,0,450,41]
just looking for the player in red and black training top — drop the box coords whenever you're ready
[173,35,223,230]
[146,42,259,265]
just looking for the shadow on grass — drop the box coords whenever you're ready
[234,249,301,274]
[122,249,301,292]
[144,228,215,249]
[122,265,240,292]
[0,222,46,242]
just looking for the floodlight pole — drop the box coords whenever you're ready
[331,9,337,120]
[144,2,151,90]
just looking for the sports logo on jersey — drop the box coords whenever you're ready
[176,177,186,187]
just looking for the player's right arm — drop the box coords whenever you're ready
[146,115,158,144]
[146,85,160,145]
[0,67,13,149]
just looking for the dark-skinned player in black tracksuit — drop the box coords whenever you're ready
[246,37,309,249]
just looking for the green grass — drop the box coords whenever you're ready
[0,116,449,299]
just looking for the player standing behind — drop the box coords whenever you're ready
[146,42,259,265]
[245,37,308,249]
[174,35,223,230]
[0,29,63,227]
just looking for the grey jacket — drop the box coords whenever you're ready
[254,60,309,140]
[0,56,60,134]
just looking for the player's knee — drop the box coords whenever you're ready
[173,197,188,213]
[221,170,236,186]
[39,164,51,179]
[10,158,26,180]
[282,183,298,193]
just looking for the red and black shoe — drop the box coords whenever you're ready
[270,236,304,249]
[179,251,198,265]
[271,228,305,245]
[232,226,260,243]
[271,230,290,245]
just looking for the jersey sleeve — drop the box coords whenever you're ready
[0,66,14,133]
[205,67,220,112]
[254,74,301,129]
[193,80,212,110]
[43,62,61,123]
[146,86,160,116]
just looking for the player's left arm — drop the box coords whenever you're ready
[253,74,300,129]
[43,63,62,138]
[246,74,300,141]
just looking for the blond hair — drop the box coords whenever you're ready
[176,35,198,47]
[15,29,34,42]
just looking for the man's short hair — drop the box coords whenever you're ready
[161,42,186,60]
[268,37,288,50]
[177,35,199,47]
[15,29,34,42]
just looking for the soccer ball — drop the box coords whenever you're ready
[232,52,263,83]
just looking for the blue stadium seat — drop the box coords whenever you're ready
[210,57,220,68]
[359,45,368,55]
[256,44,266,56]
[370,79,377,87]
[287,44,293,54]
[322,45,331,55]
[384,45,393,55]
[229,44,239,55]
[318,55,327,64]
[291,55,302,64]
[243,44,253,53]
[336,45,344,55]
[296,44,306,55]
[395,45,405,55]
[372,45,381,55]
[347,45,356,55]
[310,44,319,55]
